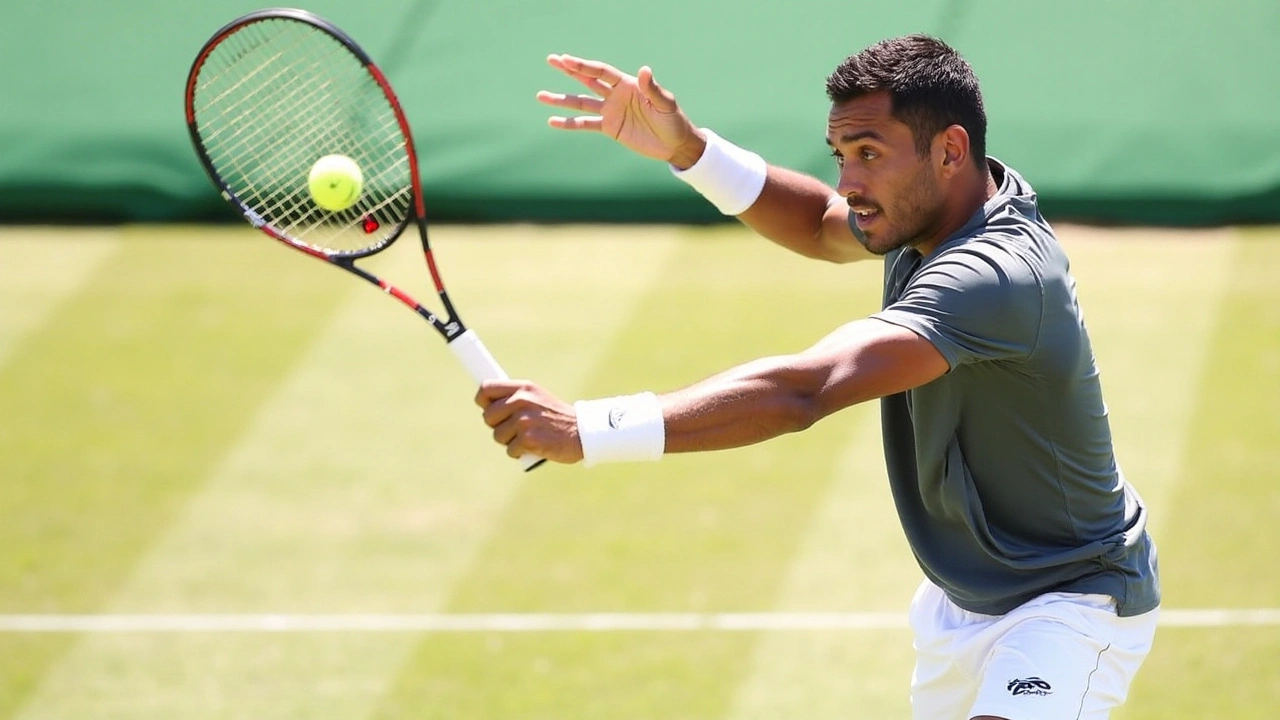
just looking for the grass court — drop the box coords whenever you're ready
[1,223,1277,718]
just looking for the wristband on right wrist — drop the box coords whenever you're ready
[574,392,666,468]
[670,129,768,216]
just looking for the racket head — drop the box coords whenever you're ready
[185,8,421,260]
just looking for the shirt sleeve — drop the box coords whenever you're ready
[872,243,1044,370]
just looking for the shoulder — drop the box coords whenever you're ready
[912,234,1046,305]
[893,234,1047,357]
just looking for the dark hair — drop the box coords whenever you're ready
[826,35,987,168]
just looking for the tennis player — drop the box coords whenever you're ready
[477,34,1160,720]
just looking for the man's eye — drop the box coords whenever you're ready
[860,149,879,161]
[830,150,845,166]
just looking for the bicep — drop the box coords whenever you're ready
[818,195,875,263]
[656,318,946,454]
[802,317,948,419]
[736,166,873,263]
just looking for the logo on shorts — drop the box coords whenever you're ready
[1007,677,1053,696]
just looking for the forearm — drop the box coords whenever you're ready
[570,354,829,466]
[739,167,864,263]
[673,130,869,264]
[657,355,827,454]
[554,320,947,467]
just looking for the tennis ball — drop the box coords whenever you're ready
[308,154,364,212]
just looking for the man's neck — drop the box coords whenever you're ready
[916,161,996,257]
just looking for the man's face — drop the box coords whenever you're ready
[827,92,947,255]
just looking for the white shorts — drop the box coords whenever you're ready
[908,579,1159,720]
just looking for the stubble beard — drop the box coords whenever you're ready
[862,163,946,256]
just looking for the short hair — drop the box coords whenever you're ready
[825,35,987,168]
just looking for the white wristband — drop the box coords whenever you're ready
[670,129,767,216]
[574,392,666,467]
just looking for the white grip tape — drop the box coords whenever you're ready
[448,329,542,470]
[573,392,666,468]
[449,329,509,383]
[670,129,768,216]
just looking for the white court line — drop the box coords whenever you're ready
[0,610,1276,633]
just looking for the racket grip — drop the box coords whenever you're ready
[448,329,546,472]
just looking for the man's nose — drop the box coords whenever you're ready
[835,167,867,199]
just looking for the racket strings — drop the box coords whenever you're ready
[214,70,398,231]
[201,23,404,235]
[191,18,413,256]
[199,31,317,140]
[207,23,408,249]
[206,38,394,196]
[199,27,354,208]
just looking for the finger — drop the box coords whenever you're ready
[478,381,521,427]
[490,415,531,459]
[482,396,516,429]
[541,68,613,99]
[477,379,522,401]
[536,91,605,114]
[637,66,678,113]
[548,53,628,95]
[548,115,604,132]
[491,415,519,447]
[549,54,626,85]
[551,70,616,98]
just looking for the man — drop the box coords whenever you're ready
[476,35,1160,720]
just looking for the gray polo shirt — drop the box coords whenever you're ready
[868,159,1160,617]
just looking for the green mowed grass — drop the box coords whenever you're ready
[0,224,1276,719]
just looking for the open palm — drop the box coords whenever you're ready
[537,54,701,165]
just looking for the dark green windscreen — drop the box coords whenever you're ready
[1,0,1275,224]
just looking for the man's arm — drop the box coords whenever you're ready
[539,56,871,264]
[739,165,872,264]
[665,124,870,265]
[658,318,943,452]
[476,319,948,464]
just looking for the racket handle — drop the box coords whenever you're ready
[448,329,546,472]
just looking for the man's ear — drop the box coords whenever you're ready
[938,125,970,175]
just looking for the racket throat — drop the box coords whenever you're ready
[432,315,466,339]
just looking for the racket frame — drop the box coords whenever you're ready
[184,8,544,470]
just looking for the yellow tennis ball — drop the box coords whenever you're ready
[308,154,364,212]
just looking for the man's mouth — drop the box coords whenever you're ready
[851,205,881,228]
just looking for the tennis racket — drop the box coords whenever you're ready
[184,7,544,471]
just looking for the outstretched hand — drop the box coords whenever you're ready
[537,54,707,169]
[476,380,584,464]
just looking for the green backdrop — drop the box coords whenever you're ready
[1,0,1276,224]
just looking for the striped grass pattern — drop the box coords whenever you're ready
[0,224,1276,719]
